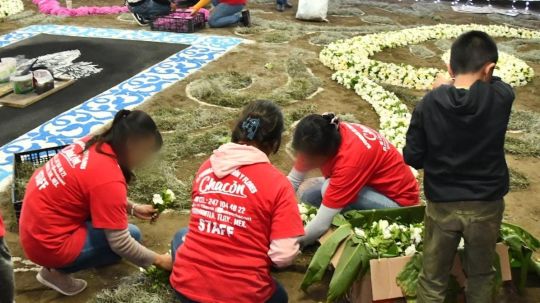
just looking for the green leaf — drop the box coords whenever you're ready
[301,224,352,291]
[332,214,348,227]
[327,238,372,302]
[344,205,426,228]
[396,253,423,297]
[500,222,540,293]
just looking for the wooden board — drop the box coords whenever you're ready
[0,82,12,97]
[0,80,75,108]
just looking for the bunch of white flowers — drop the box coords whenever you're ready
[320,24,539,152]
[152,188,177,213]
[0,0,24,18]
[353,219,424,257]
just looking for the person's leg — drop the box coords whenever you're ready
[462,200,504,303]
[298,177,326,207]
[146,0,173,18]
[417,203,462,303]
[60,222,142,273]
[266,279,288,303]
[171,227,189,263]
[0,237,14,303]
[345,186,400,211]
[208,3,244,27]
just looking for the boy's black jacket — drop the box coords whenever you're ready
[403,77,514,202]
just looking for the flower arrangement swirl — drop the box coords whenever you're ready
[0,0,24,17]
[320,24,540,150]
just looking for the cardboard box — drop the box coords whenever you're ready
[322,233,511,302]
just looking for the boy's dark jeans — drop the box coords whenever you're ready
[0,237,14,303]
[417,200,504,303]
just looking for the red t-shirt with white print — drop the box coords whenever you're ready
[170,160,304,303]
[299,123,419,208]
[0,211,5,237]
[19,141,128,268]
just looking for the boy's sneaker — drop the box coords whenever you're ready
[132,12,149,26]
[276,4,285,12]
[36,268,87,296]
[241,10,251,27]
[285,1,293,8]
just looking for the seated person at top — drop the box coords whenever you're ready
[288,113,420,246]
[127,0,177,25]
[192,0,251,28]
[169,100,304,303]
[19,110,172,296]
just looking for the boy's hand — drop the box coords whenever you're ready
[190,7,200,15]
[170,2,177,11]
[432,73,454,90]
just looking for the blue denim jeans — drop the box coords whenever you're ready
[300,177,400,210]
[129,0,171,20]
[171,228,289,303]
[59,222,142,273]
[208,0,244,28]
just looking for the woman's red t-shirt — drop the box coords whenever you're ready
[19,141,128,268]
[298,123,419,208]
[170,160,304,303]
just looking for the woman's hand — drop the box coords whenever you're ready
[154,253,173,271]
[133,204,158,221]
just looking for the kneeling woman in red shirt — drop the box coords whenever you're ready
[170,100,304,303]
[288,113,420,246]
[19,110,173,296]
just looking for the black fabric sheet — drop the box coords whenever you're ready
[0,34,187,146]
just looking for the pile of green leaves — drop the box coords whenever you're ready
[500,222,540,293]
[302,206,540,302]
[301,206,425,302]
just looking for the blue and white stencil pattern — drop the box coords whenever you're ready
[0,25,243,187]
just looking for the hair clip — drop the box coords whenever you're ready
[242,117,260,140]
[322,112,340,129]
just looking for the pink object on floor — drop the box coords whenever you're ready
[33,0,128,16]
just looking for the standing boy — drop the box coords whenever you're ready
[403,31,514,303]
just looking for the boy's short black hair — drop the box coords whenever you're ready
[450,31,498,75]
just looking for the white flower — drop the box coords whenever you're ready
[165,189,176,202]
[405,244,417,256]
[458,238,465,249]
[378,220,389,231]
[152,194,164,205]
[382,229,392,239]
[354,227,366,238]
[298,204,308,214]
[301,214,308,221]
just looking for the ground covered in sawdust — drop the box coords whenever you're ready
[1,0,540,302]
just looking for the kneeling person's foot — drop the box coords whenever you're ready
[132,12,149,26]
[241,10,251,27]
[37,268,87,296]
[285,1,293,8]
[276,4,284,12]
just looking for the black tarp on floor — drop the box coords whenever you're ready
[0,34,188,146]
